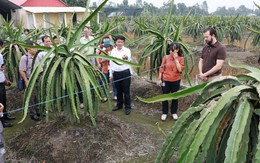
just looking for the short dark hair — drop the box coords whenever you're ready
[0,39,3,46]
[204,27,217,37]
[25,41,36,51]
[41,35,50,43]
[53,35,57,39]
[26,40,35,46]
[115,35,125,42]
[24,29,29,33]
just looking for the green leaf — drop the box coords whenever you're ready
[234,74,256,81]
[254,120,260,162]
[183,85,252,163]
[224,98,253,163]
[163,0,174,37]
[177,100,218,158]
[192,77,241,106]
[62,57,72,90]
[246,26,260,35]
[255,109,260,116]
[138,82,207,103]
[229,61,260,74]
[87,54,141,67]
[156,105,205,163]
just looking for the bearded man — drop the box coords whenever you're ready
[198,27,227,82]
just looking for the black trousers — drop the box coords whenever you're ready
[113,69,131,110]
[162,80,180,114]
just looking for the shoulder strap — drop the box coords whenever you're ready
[26,54,29,71]
[163,55,168,71]
[164,55,174,72]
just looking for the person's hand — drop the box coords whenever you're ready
[0,66,4,71]
[199,73,208,82]
[109,76,113,82]
[173,52,178,59]
[157,79,163,86]
[25,80,29,87]
[0,103,4,113]
[5,80,11,87]
[122,55,128,60]
[98,63,101,69]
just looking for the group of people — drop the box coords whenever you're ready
[0,26,227,124]
[0,25,228,163]
[79,26,227,120]
[79,27,133,115]
[158,27,226,121]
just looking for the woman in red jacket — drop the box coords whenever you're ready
[158,42,185,121]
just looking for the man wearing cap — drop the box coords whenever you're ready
[109,35,132,115]
[199,27,226,82]
[80,27,95,65]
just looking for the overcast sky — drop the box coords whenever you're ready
[95,0,259,13]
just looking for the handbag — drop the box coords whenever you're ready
[18,77,25,91]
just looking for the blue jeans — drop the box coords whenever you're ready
[100,72,109,97]
[112,82,117,97]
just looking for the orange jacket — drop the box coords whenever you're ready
[159,55,184,82]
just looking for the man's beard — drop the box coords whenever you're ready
[206,38,213,45]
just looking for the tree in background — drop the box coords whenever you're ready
[136,0,143,7]
[88,0,257,16]
[177,3,189,15]
[123,0,128,6]
[201,1,208,13]
[62,0,87,7]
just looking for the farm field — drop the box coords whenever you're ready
[4,41,259,162]
[0,0,260,162]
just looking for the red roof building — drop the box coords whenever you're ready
[10,0,68,7]
[7,0,93,29]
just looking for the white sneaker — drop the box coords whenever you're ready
[113,96,117,100]
[161,114,167,121]
[80,103,84,109]
[172,114,178,120]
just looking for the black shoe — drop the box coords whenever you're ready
[37,113,46,117]
[112,106,123,111]
[125,109,131,115]
[3,122,13,128]
[31,115,40,121]
[4,116,16,120]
